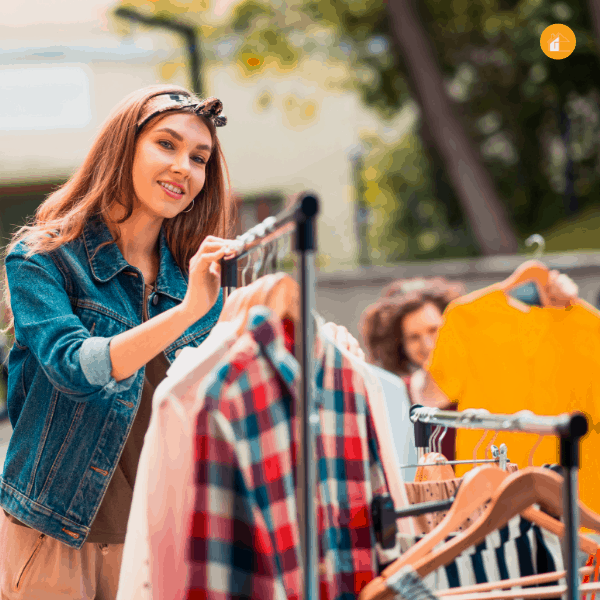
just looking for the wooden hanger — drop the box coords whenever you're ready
[218,273,300,335]
[359,466,507,600]
[439,580,600,600]
[359,466,599,600]
[440,566,595,597]
[411,467,600,578]
[414,424,455,481]
[498,259,550,294]
[498,258,598,315]
[414,453,455,482]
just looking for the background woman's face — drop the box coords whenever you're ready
[131,112,213,219]
[402,302,444,368]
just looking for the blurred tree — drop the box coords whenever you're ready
[385,0,518,255]
[302,0,600,255]
[112,0,600,258]
[359,132,468,262]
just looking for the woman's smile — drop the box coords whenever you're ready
[132,112,212,218]
[158,180,185,199]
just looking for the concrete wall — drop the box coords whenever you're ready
[315,252,600,342]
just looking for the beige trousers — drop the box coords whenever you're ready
[0,511,124,600]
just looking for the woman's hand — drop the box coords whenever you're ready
[541,270,579,308]
[180,236,235,322]
[322,322,365,360]
[411,369,453,408]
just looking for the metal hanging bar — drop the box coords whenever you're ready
[399,458,508,468]
[409,405,586,437]
[396,497,455,519]
[220,201,307,294]
[220,193,320,600]
[410,404,588,600]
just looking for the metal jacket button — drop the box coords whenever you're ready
[152,294,158,306]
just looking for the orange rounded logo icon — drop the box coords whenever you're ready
[540,24,576,59]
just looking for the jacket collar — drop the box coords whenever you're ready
[83,216,188,302]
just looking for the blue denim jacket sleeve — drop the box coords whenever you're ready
[6,248,136,398]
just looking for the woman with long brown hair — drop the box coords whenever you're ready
[0,84,360,599]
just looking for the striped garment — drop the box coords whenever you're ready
[185,307,395,600]
[393,514,564,593]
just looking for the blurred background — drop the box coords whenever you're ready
[2,0,600,430]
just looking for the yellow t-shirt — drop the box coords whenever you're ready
[427,289,600,513]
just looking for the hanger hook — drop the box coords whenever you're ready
[437,426,448,454]
[241,254,252,287]
[270,239,278,273]
[528,434,544,467]
[277,233,291,270]
[525,234,546,259]
[485,431,499,460]
[473,429,489,462]
[429,425,441,454]
[252,245,266,282]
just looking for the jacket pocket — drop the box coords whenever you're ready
[14,532,46,591]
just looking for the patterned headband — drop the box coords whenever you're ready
[136,93,227,134]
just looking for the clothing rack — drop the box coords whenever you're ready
[220,193,320,600]
[410,405,588,600]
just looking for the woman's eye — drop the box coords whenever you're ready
[158,140,173,149]
[192,155,206,164]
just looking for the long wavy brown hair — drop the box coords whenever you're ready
[0,84,233,337]
[359,277,465,376]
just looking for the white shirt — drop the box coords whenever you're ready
[117,321,239,600]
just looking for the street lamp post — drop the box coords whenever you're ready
[115,7,204,96]
[348,144,371,266]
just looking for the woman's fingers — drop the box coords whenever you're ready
[196,241,231,254]
[335,325,349,347]
[194,237,236,257]
[544,270,579,307]
[197,247,229,264]
[322,322,365,360]
[557,273,578,297]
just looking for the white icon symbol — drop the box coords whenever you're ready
[549,33,570,52]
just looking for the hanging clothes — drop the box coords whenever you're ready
[403,479,487,537]
[384,565,440,600]
[316,315,414,534]
[116,319,240,600]
[393,514,564,593]
[184,306,397,600]
[403,374,457,463]
[371,366,418,488]
[426,289,600,511]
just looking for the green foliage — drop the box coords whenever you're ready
[419,0,600,238]
[358,133,477,262]
[230,0,273,32]
[112,0,600,256]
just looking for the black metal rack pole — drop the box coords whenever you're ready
[410,405,588,600]
[219,193,321,599]
[558,414,588,600]
[295,194,319,600]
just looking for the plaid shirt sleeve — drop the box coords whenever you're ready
[186,402,284,600]
[185,307,397,600]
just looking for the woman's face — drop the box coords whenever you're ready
[131,112,213,219]
[402,302,444,369]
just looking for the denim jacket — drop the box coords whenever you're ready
[0,216,222,548]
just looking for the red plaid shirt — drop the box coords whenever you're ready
[185,307,393,600]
